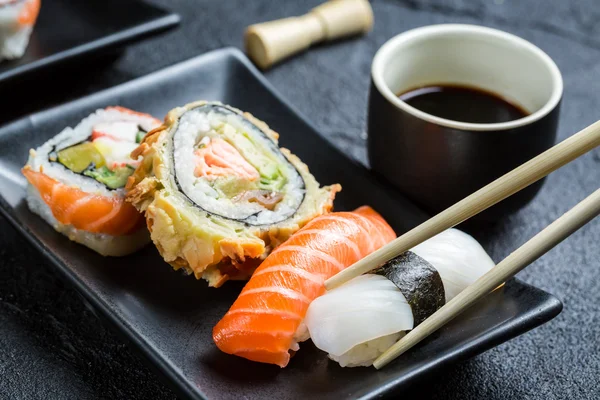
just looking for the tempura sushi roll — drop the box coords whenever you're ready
[22,106,161,256]
[126,101,340,287]
[0,0,40,61]
[304,228,495,367]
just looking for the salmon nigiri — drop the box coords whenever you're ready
[213,206,396,367]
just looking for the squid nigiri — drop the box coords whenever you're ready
[304,228,495,367]
[212,206,396,367]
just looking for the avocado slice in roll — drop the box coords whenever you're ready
[126,101,340,287]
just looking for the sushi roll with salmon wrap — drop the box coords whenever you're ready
[0,0,40,61]
[126,101,340,287]
[22,106,161,256]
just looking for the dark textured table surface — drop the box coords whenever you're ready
[1,0,599,399]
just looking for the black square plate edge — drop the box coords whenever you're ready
[363,279,563,398]
[11,13,183,79]
[0,1,181,83]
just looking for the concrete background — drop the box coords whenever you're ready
[1,1,598,398]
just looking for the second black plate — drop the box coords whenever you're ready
[0,0,179,84]
[0,48,562,400]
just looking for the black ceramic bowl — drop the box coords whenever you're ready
[368,24,563,220]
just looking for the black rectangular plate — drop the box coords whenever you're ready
[0,0,179,83]
[0,48,562,400]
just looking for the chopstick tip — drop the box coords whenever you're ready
[372,355,390,369]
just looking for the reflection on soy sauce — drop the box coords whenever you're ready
[397,84,529,124]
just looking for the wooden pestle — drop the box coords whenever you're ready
[245,0,373,69]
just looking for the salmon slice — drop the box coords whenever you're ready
[22,167,143,236]
[194,137,259,180]
[18,0,40,26]
[212,206,396,367]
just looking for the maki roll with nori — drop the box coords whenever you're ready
[304,228,495,367]
[126,101,340,287]
[22,106,161,256]
[0,0,40,61]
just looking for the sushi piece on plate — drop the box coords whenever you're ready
[304,228,496,367]
[213,206,396,367]
[126,101,341,287]
[0,0,40,61]
[22,106,161,256]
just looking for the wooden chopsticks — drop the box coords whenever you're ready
[374,188,600,368]
[321,120,600,369]
[325,120,600,290]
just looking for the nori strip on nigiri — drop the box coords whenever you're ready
[374,251,445,326]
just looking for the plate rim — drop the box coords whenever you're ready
[359,278,562,398]
[0,47,563,400]
[0,1,181,82]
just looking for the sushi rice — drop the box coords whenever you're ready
[330,332,405,368]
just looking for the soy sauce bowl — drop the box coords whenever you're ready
[368,24,563,221]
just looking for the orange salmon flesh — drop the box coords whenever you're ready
[22,167,143,236]
[18,0,40,26]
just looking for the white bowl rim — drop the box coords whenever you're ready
[371,24,563,132]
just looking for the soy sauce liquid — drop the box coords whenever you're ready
[397,84,529,124]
